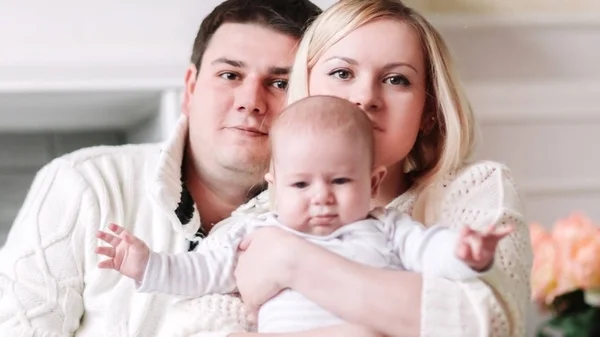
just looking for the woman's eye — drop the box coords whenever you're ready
[330,69,352,80]
[385,75,410,86]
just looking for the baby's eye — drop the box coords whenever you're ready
[332,178,351,185]
[292,182,308,189]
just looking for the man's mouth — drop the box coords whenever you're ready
[372,124,385,132]
[231,126,268,136]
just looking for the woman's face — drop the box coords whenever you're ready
[309,18,427,169]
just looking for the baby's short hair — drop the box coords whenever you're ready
[270,95,375,164]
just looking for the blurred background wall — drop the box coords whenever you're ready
[1,1,599,335]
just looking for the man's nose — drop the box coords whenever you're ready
[235,78,267,114]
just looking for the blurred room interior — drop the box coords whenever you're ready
[1,1,599,336]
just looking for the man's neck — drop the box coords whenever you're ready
[183,160,259,232]
[375,162,408,207]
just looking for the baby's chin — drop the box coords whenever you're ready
[284,218,345,236]
[305,225,342,236]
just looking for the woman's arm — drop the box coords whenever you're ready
[288,163,531,337]
[236,162,530,337]
[288,242,422,336]
[236,230,422,337]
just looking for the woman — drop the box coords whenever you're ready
[232,0,532,336]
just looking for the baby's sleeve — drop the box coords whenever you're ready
[137,218,252,297]
[384,209,481,280]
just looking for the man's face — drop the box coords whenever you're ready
[183,23,298,181]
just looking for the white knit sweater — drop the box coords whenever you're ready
[0,115,532,337]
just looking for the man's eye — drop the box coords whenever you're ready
[272,79,288,90]
[219,72,239,80]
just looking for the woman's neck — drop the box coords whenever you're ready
[375,162,409,207]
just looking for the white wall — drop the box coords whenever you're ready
[0,0,336,76]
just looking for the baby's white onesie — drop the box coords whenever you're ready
[138,208,482,333]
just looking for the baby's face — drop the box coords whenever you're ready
[269,131,380,235]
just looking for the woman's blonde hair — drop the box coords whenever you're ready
[287,0,475,190]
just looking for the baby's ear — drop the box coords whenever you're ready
[370,166,387,198]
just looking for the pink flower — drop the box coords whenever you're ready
[530,222,549,250]
[530,228,559,304]
[572,230,600,289]
[529,213,600,306]
[552,213,600,295]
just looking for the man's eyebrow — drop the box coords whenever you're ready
[211,57,290,76]
[211,57,245,67]
[269,66,290,76]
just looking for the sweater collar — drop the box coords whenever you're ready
[147,114,270,242]
[147,114,202,241]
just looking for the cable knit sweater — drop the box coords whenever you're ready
[0,115,532,337]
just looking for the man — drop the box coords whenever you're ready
[0,0,321,335]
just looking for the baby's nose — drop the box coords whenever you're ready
[312,185,334,205]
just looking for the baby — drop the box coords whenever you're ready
[96,95,512,333]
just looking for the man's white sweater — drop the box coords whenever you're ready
[0,115,532,337]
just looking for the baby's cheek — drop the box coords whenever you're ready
[344,193,371,222]
[276,201,308,229]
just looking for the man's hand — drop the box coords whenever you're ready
[456,224,514,272]
[95,223,150,283]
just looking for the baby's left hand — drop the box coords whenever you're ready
[456,224,514,272]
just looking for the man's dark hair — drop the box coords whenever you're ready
[190,0,322,71]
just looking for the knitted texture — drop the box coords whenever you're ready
[161,161,532,337]
[0,114,531,336]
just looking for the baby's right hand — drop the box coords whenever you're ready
[95,223,150,283]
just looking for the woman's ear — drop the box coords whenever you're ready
[181,64,198,117]
[370,166,387,198]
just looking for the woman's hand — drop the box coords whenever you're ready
[235,226,422,337]
[235,226,307,321]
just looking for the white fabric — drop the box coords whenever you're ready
[0,114,532,337]
[138,210,481,333]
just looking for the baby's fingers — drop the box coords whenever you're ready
[96,231,122,247]
[456,240,472,261]
[95,246,115,258]
[492,225,515,238]
[459,225,477,239]
[108,223,125,235]
[97,258,116,270]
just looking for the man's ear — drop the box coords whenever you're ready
[264,171,274,185]
[181,64,198,117]
[370,165,387,198]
